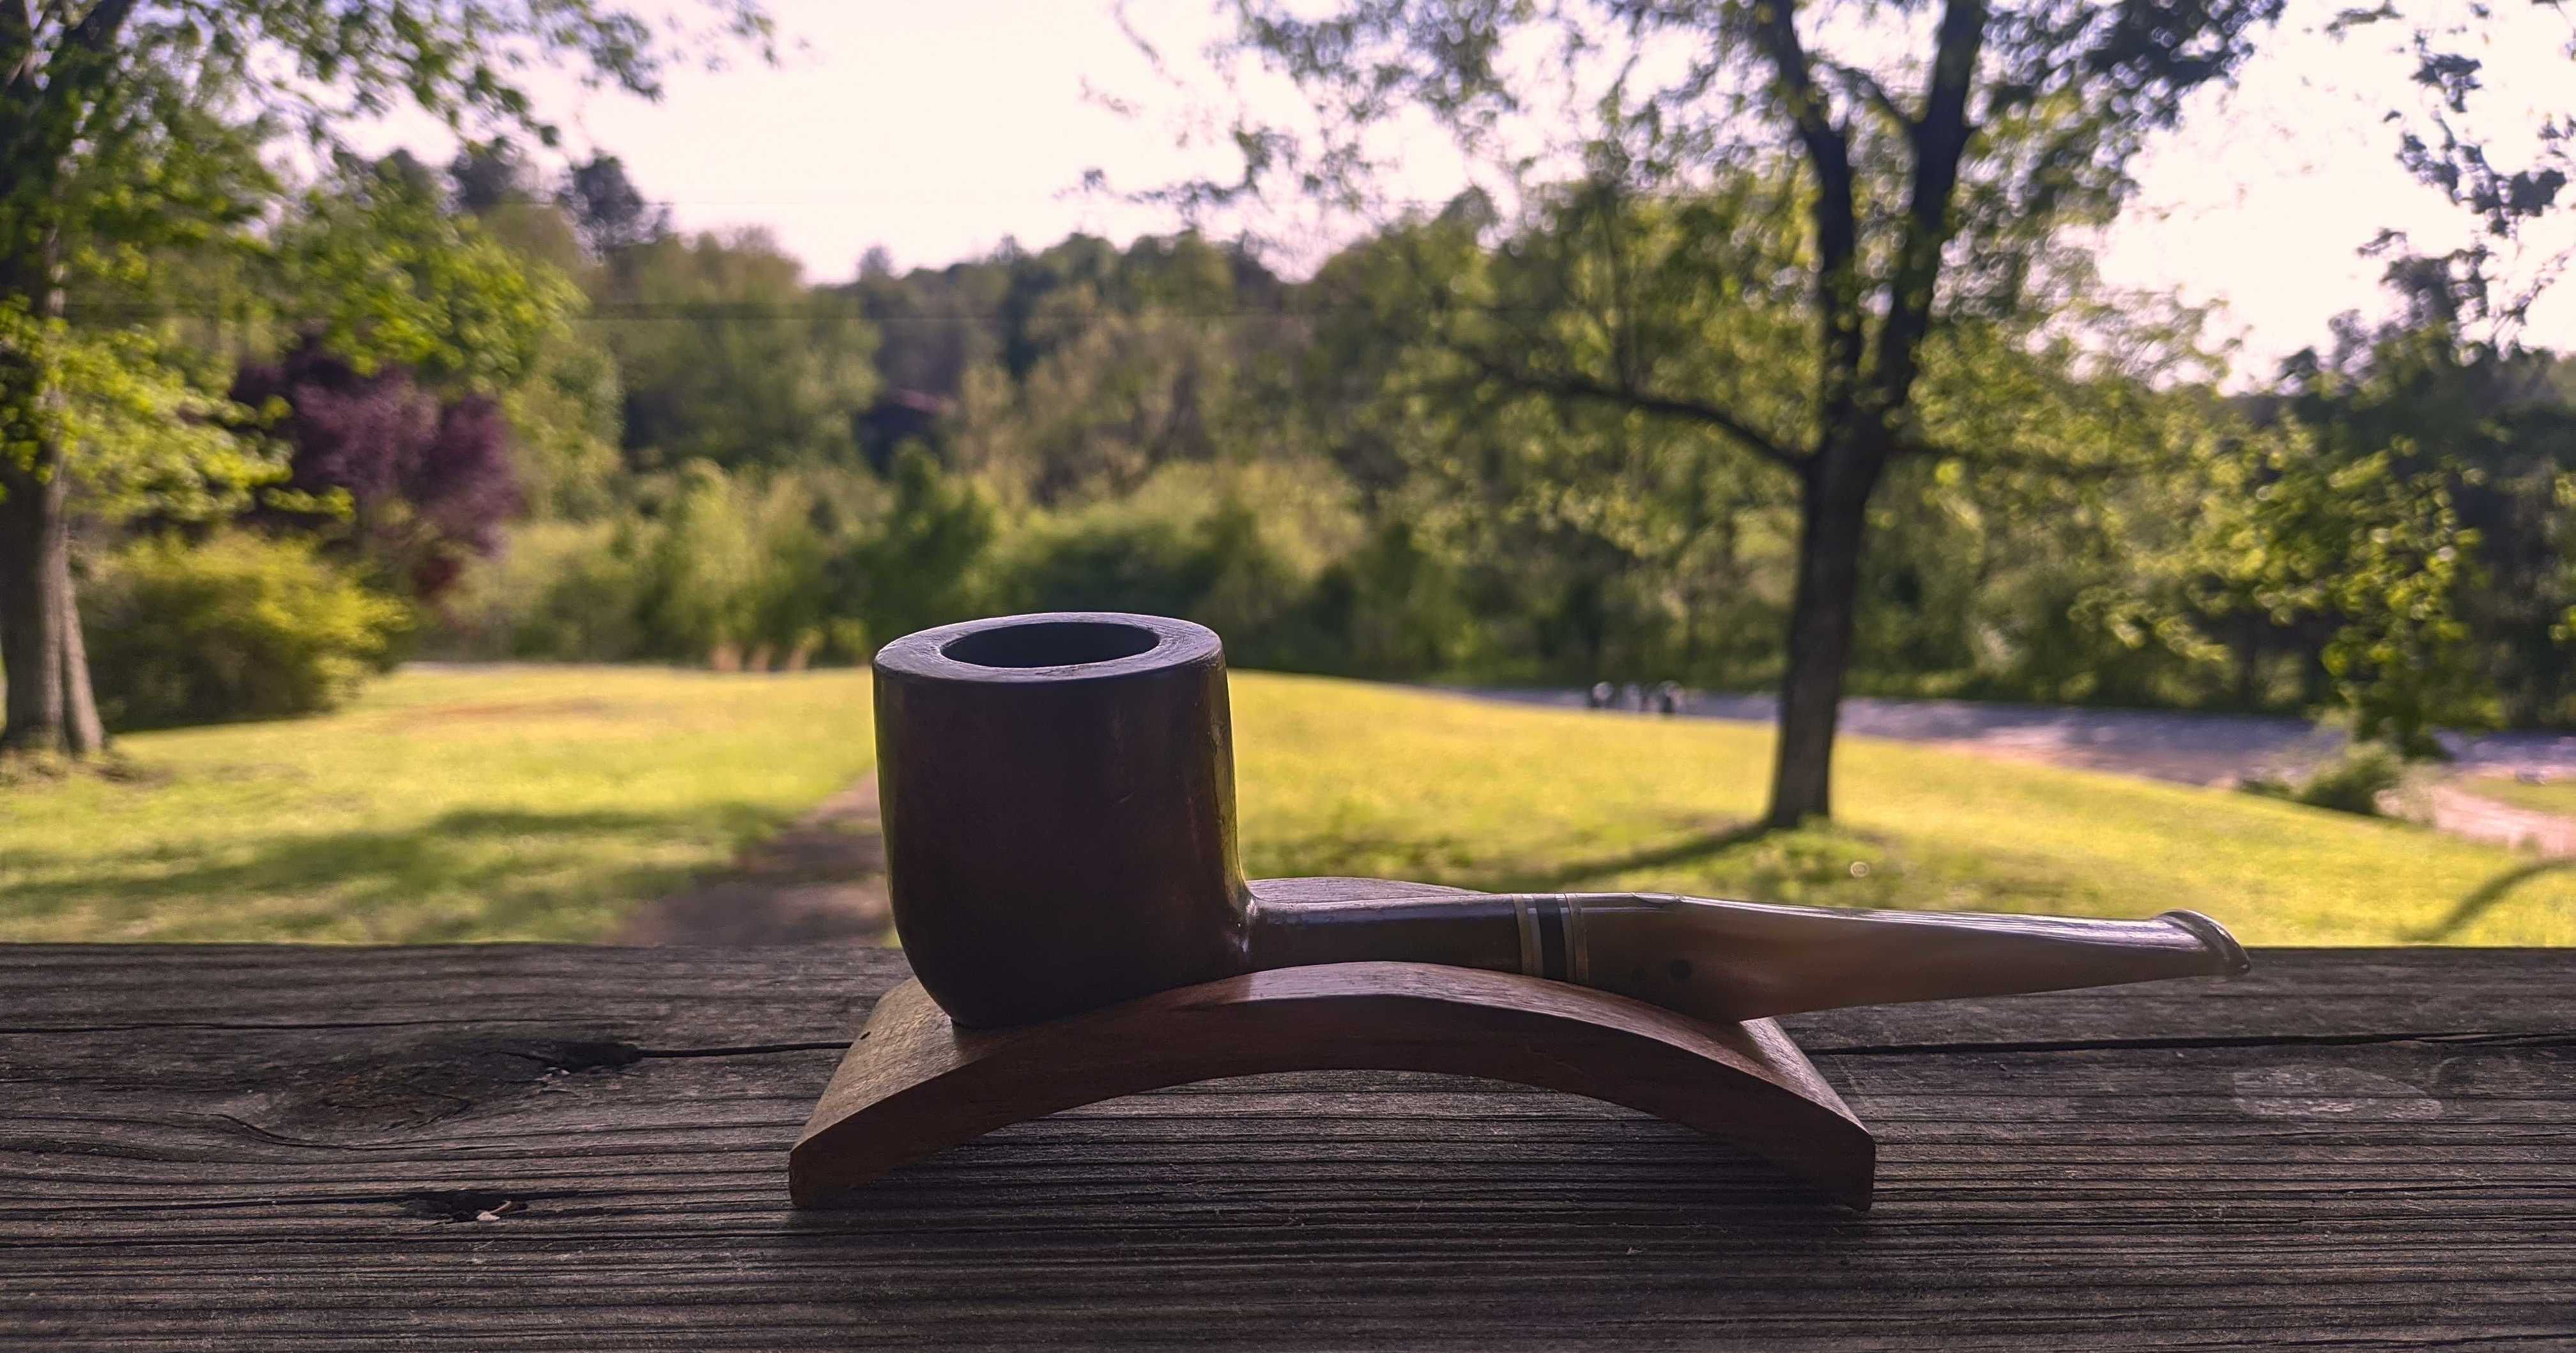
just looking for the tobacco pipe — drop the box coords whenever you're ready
[875,612,2250,1029]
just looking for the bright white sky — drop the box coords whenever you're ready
[384,0,2576,379]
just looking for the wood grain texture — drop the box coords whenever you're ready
[3,945,2572,1350]
[790,964,1873,1209]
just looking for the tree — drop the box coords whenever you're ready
[829,445,997,649]
[0,0,770,757]
[2189,428,2492,756]
[233,341,520,603]
[2331,3,2576,329]
[0,308,278,750]
[601,229,878,472]
[2251,267,2576,734]
[1180,0,2283,824]
[449,141,537,216]
[560,155,672,256]
[275,156,588,396]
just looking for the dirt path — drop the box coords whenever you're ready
[1468,687,2576,853]
[2424,785,2576,855]
[619,777,893,945]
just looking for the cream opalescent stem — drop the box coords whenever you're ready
[1246,891,2248,1025]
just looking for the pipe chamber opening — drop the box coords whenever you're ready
[940,619,1161,670]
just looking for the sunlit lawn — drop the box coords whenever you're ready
[1234,676,2573,946]
[0,666,880,942]
[3,665,2569,943]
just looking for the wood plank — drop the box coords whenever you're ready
[2,947,2571,1350]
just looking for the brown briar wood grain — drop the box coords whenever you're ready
[2,945,2572,1350]
[791,963,1875,1209]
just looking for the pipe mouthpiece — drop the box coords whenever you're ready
[2157,909,2252,978]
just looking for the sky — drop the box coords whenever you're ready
[381,0,2576,379]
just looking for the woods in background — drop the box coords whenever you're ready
[17,145,2576,764]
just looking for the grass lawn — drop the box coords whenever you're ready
[3,665,2568,944]
[0,667,880,942]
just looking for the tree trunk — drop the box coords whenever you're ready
[0,452,71,754]
[0,248,103,758]
[59,564,103,752]
[1763,452,1882,829]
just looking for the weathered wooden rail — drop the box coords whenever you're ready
[3,946,2568,1349]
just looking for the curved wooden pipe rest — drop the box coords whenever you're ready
[793,885,1878,1209]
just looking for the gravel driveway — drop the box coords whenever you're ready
[1463,688,2576,853]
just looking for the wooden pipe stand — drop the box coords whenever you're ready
[792,882,1877,1211]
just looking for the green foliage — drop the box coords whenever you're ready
[273,160,585,392]
[499,321,625,518]
[4,0,775,461]
[452,460,942,667]
[0,0,769,750]
[2197,436,2495,754]
[457,518,652,661]
[601,230,878,471]
[2241,743,2409,817]
[82,532,409,731]
[825,447,996,652]
[0,305,276,519]
[632,461,839,663]
[981,460,1366,670]
[2276,314,2576,727]
[2293,744,2411,817]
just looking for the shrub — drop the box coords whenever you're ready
[2239,742,2408,817]
[441,517,653,661]
[439,463,880,667]
[2292,743,2409,816]
[85,533,410,731]
[986,460,1365,667]
[825,447,995,653]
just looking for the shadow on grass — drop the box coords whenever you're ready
[0,803,792,941]
[1246,818,1793,897]
[2412,855,2576,941]
[1483,822,1779,891]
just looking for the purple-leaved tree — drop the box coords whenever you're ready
[233,342,519,603]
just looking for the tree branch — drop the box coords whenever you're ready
[1867,0,1986,424]
[1,3,31,93]
[33,0,135,129]
[1747,0,1864,437]
[1823,60,1912,132]
[1459,348,1806,470]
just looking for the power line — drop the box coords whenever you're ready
[57,302,1528,322]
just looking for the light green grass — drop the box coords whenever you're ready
[3,665,2568,943]
[1227,675,2573,945]
[0,666,878,941]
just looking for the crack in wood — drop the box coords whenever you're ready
[397,1189,545,1223]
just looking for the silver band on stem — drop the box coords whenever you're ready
[1512,897,1543,978]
